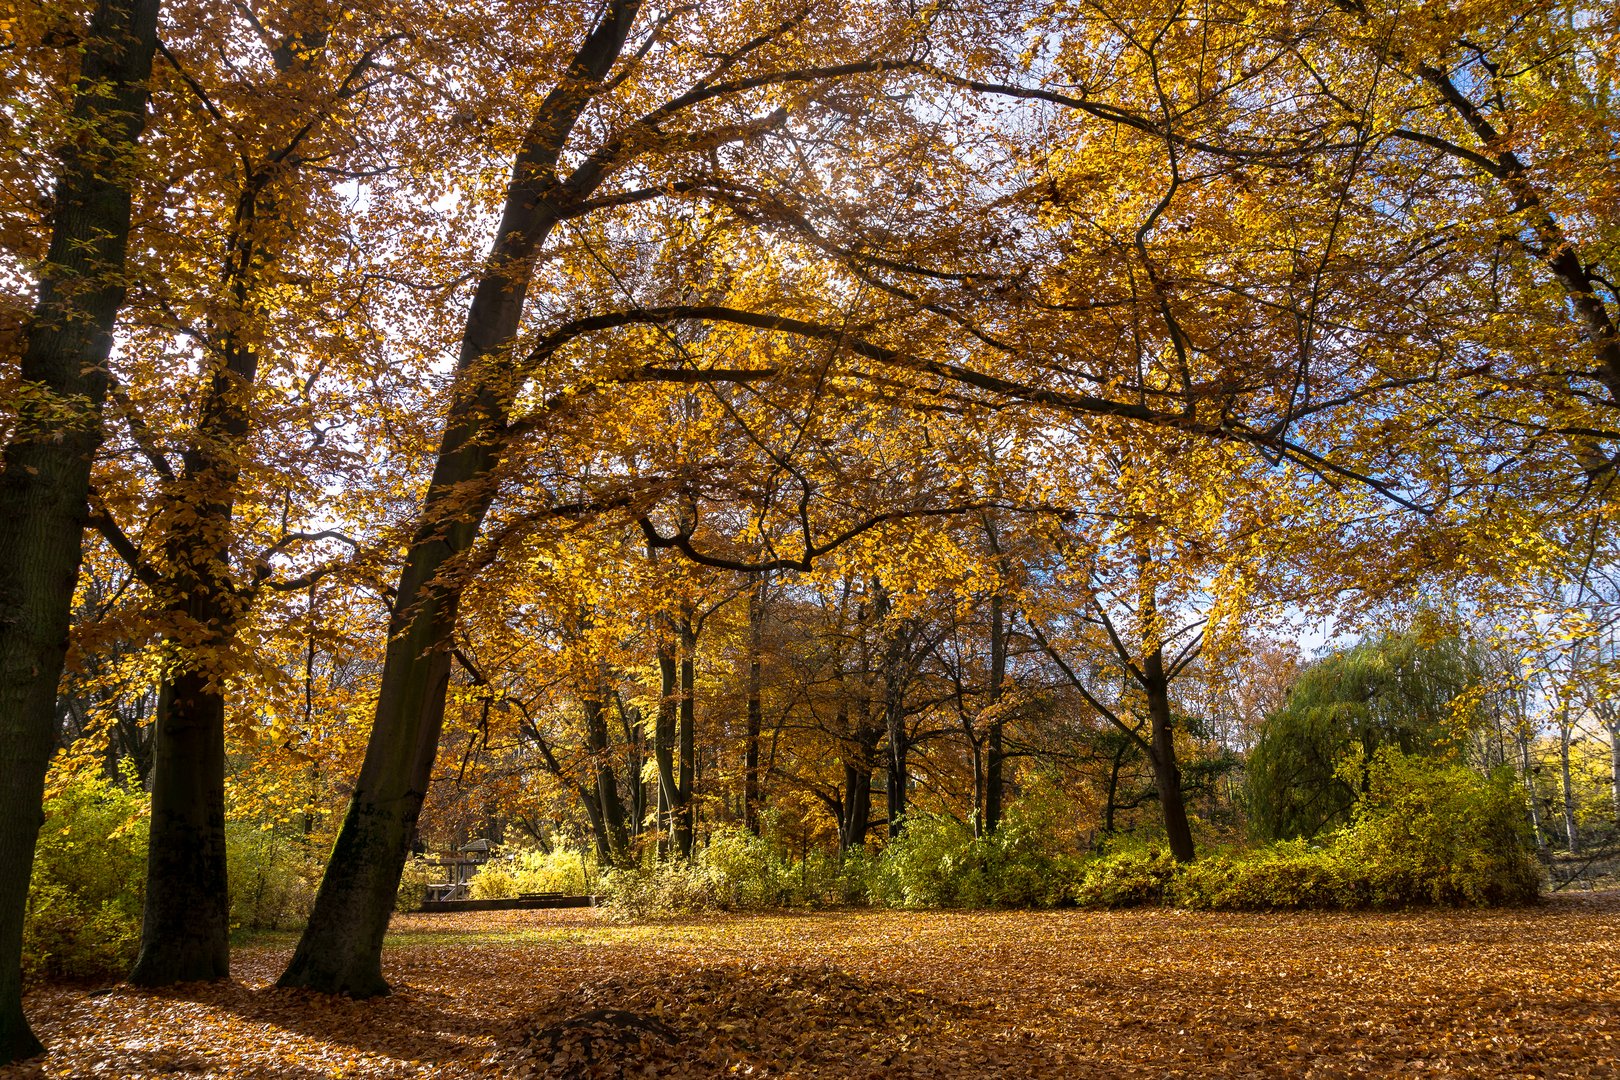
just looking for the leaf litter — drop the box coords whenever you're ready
[4,890,1616,1078]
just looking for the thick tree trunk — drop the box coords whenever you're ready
[277,2,645,996]
[1143,649,1195,863]
[840,760,872,856]
[984,592,1007,833]
[0,0,159,1062]
[127,674,229,984]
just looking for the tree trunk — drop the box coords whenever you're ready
[840,760,872,856]
[743,576,765,833]
[1143,648,1195,863]
[984,591,1007,833]
[127,674,229,985]
[583,694,629,865]
[0,0,159,1061]
[276,1,645,997]
[132,28,332,985]
[675,617,697,860]
[655,629,677,855]
[1559,714,1580,856]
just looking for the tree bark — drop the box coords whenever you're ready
[1143,647,1195,863]
[984,591,1007,833]
[277,1,648,996]
[675,616,697,860]
[0,0,159,1062]
[743,576,766,833]
[582,693,630,865]
[655,625,678,855]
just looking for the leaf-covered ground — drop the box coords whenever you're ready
[6,891,1617,1078]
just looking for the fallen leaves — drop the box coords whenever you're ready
[5,890,1617,1079]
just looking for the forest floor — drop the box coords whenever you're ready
[6,890,1618,1079]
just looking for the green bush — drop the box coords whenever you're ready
[599,861,729,916]
[227,822,318,930]
[509,846,590,895]
[396,855,438,913]
[24,763,148,982]
[467,861,518,900]
[868,801,1080,909]
[1171,751,1542,910]
[1072,844,1179,908]
[1338,750,1542,906]
[868,813,978,908]
[1170,841,1351,910]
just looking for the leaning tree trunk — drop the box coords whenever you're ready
[0,0,159,1062]
[276,2,647,996]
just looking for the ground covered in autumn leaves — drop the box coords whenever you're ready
[7,892,1618,1078]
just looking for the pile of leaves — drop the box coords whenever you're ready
[488,963,974,1078]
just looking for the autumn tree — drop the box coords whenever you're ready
[0,0,160,1062]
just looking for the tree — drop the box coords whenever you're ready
[1247,626,1490,841]
[0,0,160,1062]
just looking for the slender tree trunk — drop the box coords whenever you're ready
[1143,648,1195,862]
[582,694,629,865]
[743,576,765,833]
[0,0,159,1061]
[1519,724,1547,854]
[1608,719,1620,826]
[984,591,1007,833]
[655,630,677,856]
[276,2,646,996]
[676,617,696,860]
[1559,713,1580,856]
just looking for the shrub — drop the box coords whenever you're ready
[1072,845,1178,908]
[1171,752,1542,911]
[1170,841,1351,910]
[1339,749,1542,906]
[467,861,518,899]
[396,855,438,913]
[24,762,148,982]
[868,813,978,908]
[599,861,728,917]
[510,846,590,895]
[227,822,318,930]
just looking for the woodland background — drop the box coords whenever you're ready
[2,0,1619,1069]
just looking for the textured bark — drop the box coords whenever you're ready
[278,1,648,996]
[655,629,678,854]
[0,0,159,1062]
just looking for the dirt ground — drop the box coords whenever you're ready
[5,890,1617,1078]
